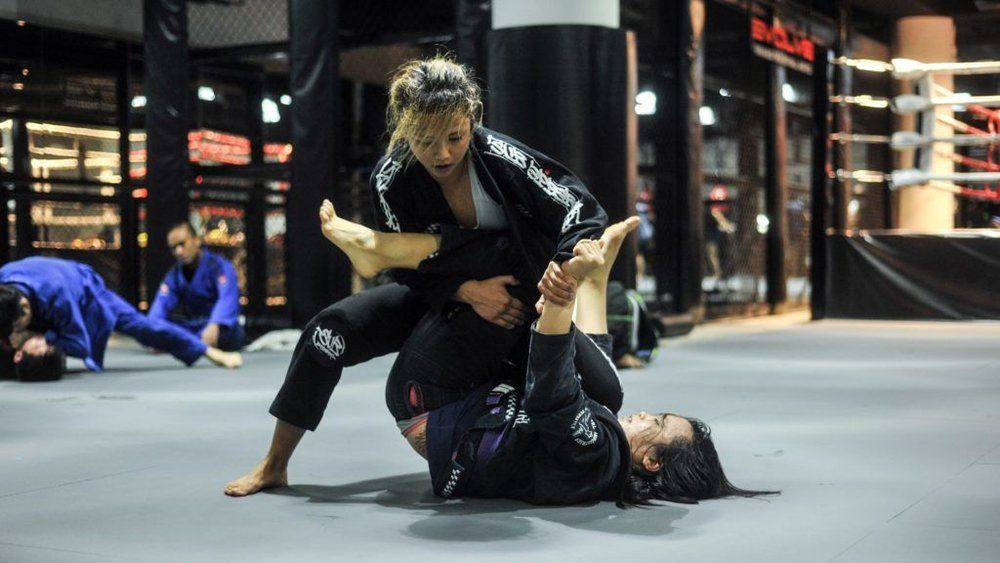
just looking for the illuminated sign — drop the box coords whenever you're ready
[750,15,815,75]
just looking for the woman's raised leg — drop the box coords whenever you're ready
[319,199,440,278]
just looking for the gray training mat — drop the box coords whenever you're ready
[1,317,998,562]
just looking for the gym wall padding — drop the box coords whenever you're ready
[456,0,491,89]
[286,0,351,326]
[143,0,191,301]
[826,233,1000,320]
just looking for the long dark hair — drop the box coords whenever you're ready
[620,417,779,506]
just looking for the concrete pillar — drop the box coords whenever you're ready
[895,16,956,230]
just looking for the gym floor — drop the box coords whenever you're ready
[2,316,998,562]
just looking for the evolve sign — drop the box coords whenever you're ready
[750,15,815,75]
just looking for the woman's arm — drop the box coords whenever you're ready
[523,325,615,468]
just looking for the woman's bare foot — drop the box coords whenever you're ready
[319,199,385,278]
[224,458,288,497]
[615,352,647,369]
[205,347,243,369]
[584,217,641,283]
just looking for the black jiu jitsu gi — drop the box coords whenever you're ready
[425,326,632,505]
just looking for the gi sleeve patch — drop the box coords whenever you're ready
[571,408,598,446]
[217,274,228,286]
[159,283,171,296]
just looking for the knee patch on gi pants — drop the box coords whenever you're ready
[302,315,351,368]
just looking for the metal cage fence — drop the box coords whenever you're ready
[702,85,769,317]
[188,0,289,49]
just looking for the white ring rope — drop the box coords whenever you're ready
[827,132,1000,147]
[889,168,1000,188]
[831,57,1000,80]
[828,133,892,144]
[828,95,890,109]
[891,58,1000,80]
[891,94,1000,115]
[936,114,978,134]
[832,169,888,183]
[891,131,1000,149]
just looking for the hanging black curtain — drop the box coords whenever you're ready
[143,0,190,301]
[287,0,349,326]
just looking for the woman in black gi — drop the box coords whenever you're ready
[225,56,606,496]
[293,209,776,505]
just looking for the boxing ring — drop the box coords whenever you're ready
[820,55,1000,320]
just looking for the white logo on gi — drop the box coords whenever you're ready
[514,410,531,426]
[571,408,598,446]
[312,327,346,360]
[484,134,579,212]
[561,201,583,233]
[375,159,402,232]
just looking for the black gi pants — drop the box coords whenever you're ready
[269,230,532,430]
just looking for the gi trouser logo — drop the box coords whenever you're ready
[312,327,346,360]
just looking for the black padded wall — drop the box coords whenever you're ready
[486,25,633,283]
[827,233,1000,320]
[287,0,350,326]
[143,0,190,301]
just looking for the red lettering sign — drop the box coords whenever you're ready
[751,16,815,63]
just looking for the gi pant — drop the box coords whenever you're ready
[168,315,245,351]
[269,229,531,431]
[104,290,207,365]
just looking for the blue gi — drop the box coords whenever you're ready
[0,257,207,372]
[148,249,244,351]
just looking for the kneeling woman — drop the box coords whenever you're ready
[320,206,777,505]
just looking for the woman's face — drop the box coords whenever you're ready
[408,114,472,185]
[619,411,694,468]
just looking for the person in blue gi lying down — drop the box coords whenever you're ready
[148,221,244,351]
[0,257,244,382]
[227,204,777,506]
